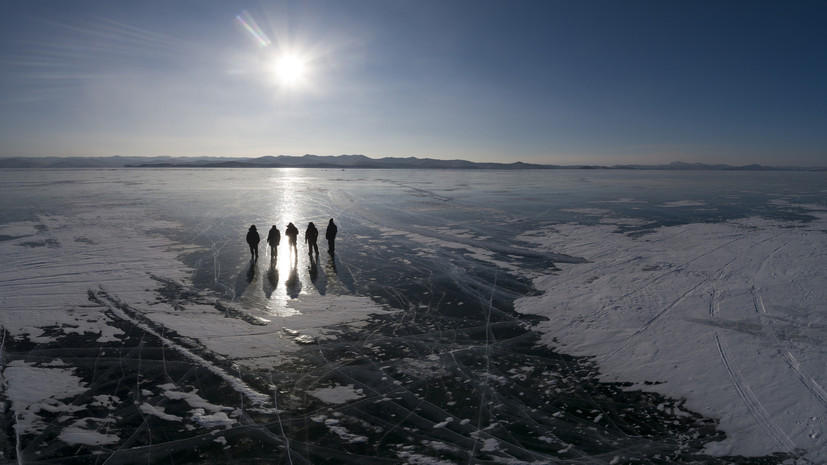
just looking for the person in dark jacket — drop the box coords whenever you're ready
[246,225,260,260]
[325,218,338,254]
[266,225,280,257]
[305,222,319,255]
[285,222,299,256]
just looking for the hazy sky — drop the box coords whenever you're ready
[1,1,825,165]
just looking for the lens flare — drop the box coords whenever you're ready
[234,10,316,91]
[235,10,271,48]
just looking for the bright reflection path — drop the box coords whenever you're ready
[233,168,335,318]
[266,169,305,316]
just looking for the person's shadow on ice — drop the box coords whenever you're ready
[233,259,256,299]
[285,259,301,299]
[246,260,256,283]
[264,257,279,298]
[326,254,355,293]
[309,252,326,295]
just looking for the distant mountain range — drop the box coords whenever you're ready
[0,155,823,171]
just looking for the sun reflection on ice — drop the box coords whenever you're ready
[236,169,339,320]
[263,169,310,317]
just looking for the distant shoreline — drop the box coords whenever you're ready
[1,155,825,171]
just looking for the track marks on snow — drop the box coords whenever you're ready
[709,285,798,454]
[753,293,827,409]
[601,235,748,363]
[89,289,270,406]
[714,332,797,452]
[750,236,827,409]
[601,278,708,363]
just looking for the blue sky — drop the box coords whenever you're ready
[1,1,825,165]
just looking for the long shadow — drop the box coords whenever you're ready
[264,256,279,298]
[231,258,257,299]
[285,255,301,299]
[309,252,326,295]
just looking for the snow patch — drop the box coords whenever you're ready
[517,214,827,460]
[308,384,365,404]
[3,360,87,435]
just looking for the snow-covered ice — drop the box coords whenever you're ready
[517,215,827,459]
[0,168,824,464]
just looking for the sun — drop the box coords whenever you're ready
[273,53,308,87]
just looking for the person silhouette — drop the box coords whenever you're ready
[305,221,319,256]
[285,222,299,256]
[246,225,260,260]
[266,225,280,257]
[325,218,338,254]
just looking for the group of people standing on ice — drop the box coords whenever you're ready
[245,218,337,261]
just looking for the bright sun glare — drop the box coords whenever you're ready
[273,54,308,87]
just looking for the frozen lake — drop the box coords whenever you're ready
[1,168,825,464]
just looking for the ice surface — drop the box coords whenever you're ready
[516,215,827,459]
[1,168,824,464]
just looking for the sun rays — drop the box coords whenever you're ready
[235,9,314,91]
